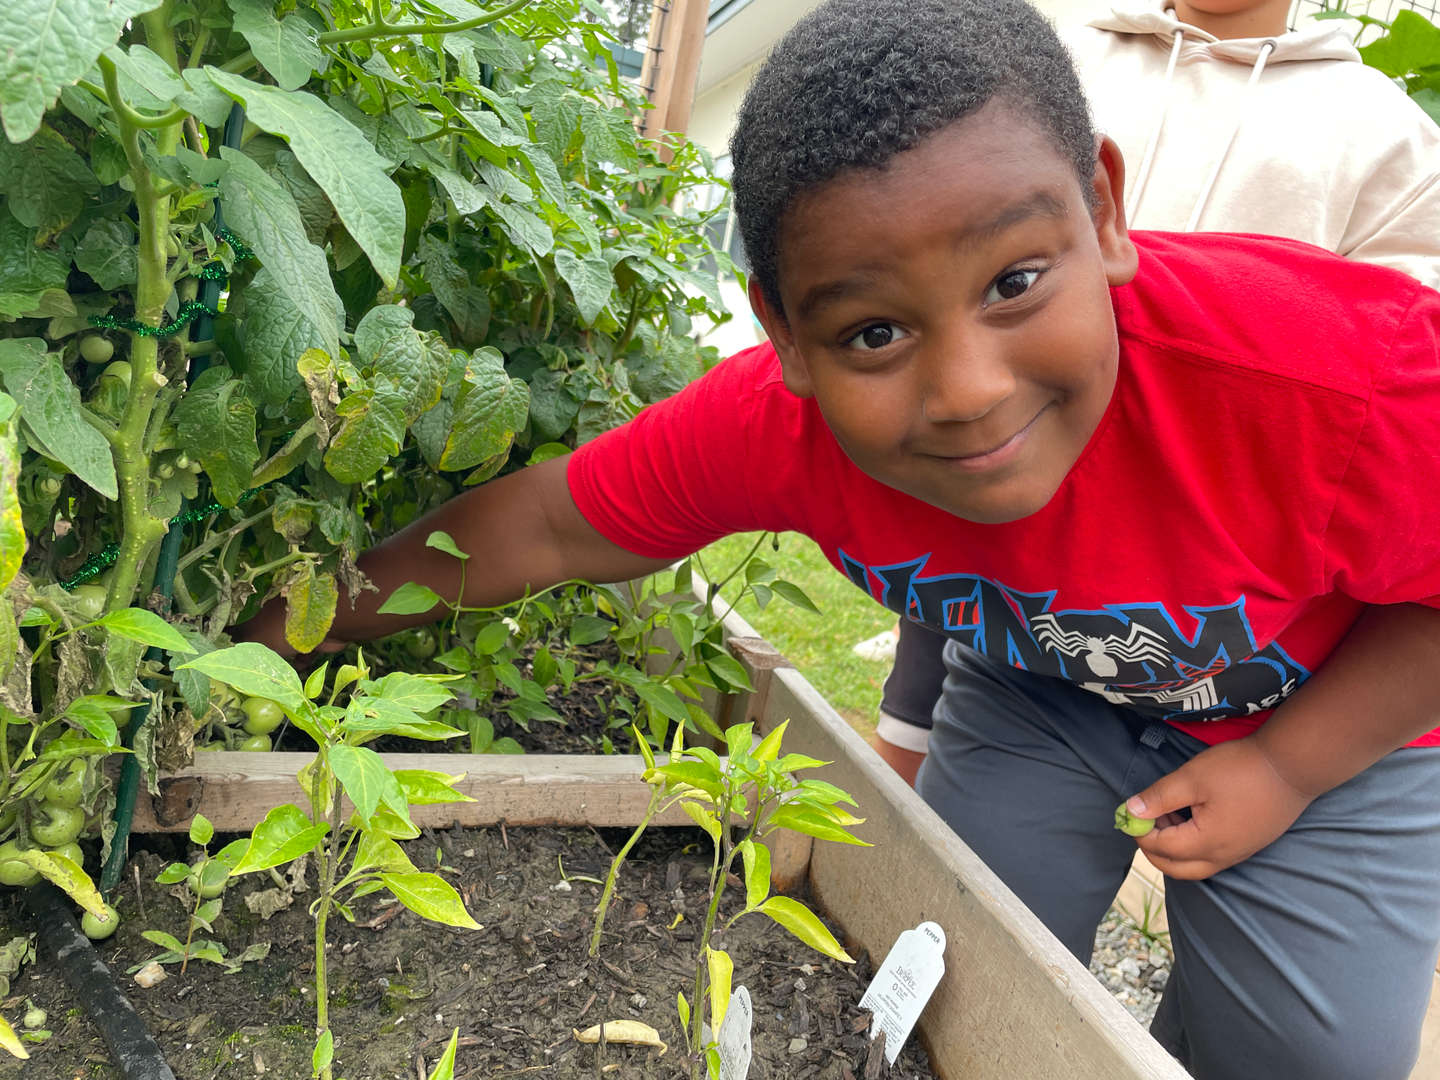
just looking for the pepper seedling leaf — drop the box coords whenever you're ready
[758,896,854,963]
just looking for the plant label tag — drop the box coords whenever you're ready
[717,985,753,1080]
[858,920,946,1064]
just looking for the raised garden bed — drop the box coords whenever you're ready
[62,598,1190,1080]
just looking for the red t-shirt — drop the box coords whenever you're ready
[568,233,1440,746]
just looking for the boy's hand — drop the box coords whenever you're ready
[1122,737,1314,880]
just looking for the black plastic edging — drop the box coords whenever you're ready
[24,883,177,1080]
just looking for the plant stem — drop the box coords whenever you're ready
[175,506,273,573]
[690,796,734,1076]
[589,787,662,957]
[315,775,344,1080]
[97,55,174,613]
[317,0,535,45]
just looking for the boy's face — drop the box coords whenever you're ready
[751,104,1137,525]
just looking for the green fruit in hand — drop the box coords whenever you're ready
[30,804,84,847]
[238,733,272,753]
[72,584,107,620]
[1114,802,1155,838]
[241,697,284,736]
[48,841,84,867]
[81,902,119,940]
[0,841,40,887]
[42,760,86,809]
[79,335,114,365]
[187,859,228,899]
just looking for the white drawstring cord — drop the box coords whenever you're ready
[1126,27,1184,224]
[1183,39,1276,231]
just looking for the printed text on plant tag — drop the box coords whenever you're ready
[717,985,753,1080]
[858,921,946,1064]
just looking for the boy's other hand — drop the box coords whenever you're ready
[1123,736,1315,880]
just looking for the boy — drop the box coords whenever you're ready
[245,1,1440,1076]
[870,0,1440,785]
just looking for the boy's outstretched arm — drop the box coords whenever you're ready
[1124,603,1440,879]
[239,455,680,655]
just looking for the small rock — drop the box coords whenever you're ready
[134,961,167,989]
[789,1037,809,1054]
[551,880,572,893]
[1118,957,1142,979]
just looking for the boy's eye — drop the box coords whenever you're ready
[846,323,908,351]
[984,268,1042,305]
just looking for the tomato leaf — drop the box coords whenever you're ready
[207,69,405,288]
[0,0,160,142]
[0,338,116,499]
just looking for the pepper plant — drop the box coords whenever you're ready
[591,720,868,1079]
[176,641,480,1080]
[0,0,731,896]
[381,530,817,753]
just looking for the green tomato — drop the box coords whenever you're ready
[79,335,114,365]
[30,804,84,847]
[187,859,228,899]
[47,841,84,867]
[238,733,272,753]
[196,741,226,751]
[72,584,107,620]
[100,360,132,388]
[42,760,86,809]
[402,627,438,660]
[1114,802,1155,838]
[0,841,39,887]
[81,902,120,940]
[242,696,284,736]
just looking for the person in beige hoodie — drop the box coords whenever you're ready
[870,0,1440,784]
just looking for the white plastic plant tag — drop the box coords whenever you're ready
[858,921,946,1065]
[716,985,753,1080]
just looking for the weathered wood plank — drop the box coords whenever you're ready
[126,752,695,833]
[760,668,1188,1080]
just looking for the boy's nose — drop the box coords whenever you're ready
[920,335,1017,425]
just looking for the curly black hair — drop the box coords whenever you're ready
[730,0,1097,316]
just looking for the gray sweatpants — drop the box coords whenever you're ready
[915,642,1440,1080]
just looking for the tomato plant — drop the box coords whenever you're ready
[0,0,731,962]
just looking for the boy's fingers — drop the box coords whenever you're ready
[1125,770,1196,824]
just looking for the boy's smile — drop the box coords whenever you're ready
[751,104,1138,524]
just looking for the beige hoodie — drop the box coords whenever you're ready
[1064,1,1440,288]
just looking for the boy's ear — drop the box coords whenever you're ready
[1092,136,1139,288]
[748,277,816,398]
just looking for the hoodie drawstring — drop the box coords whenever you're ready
[1183,39,1276,230]
[1125,27,1184,225]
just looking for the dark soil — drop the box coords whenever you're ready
[1,825,935,1080]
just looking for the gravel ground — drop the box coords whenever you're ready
[1089,906,1172,1027]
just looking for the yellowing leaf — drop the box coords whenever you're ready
[0,1014,27,1059]
[706,947,733,1030]
[284,563,339,655]
[758,896,853,963]
[573,1020,666,1054]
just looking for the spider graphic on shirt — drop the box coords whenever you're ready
[1030,614,1174,679]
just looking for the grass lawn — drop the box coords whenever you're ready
[696,532,897,733]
